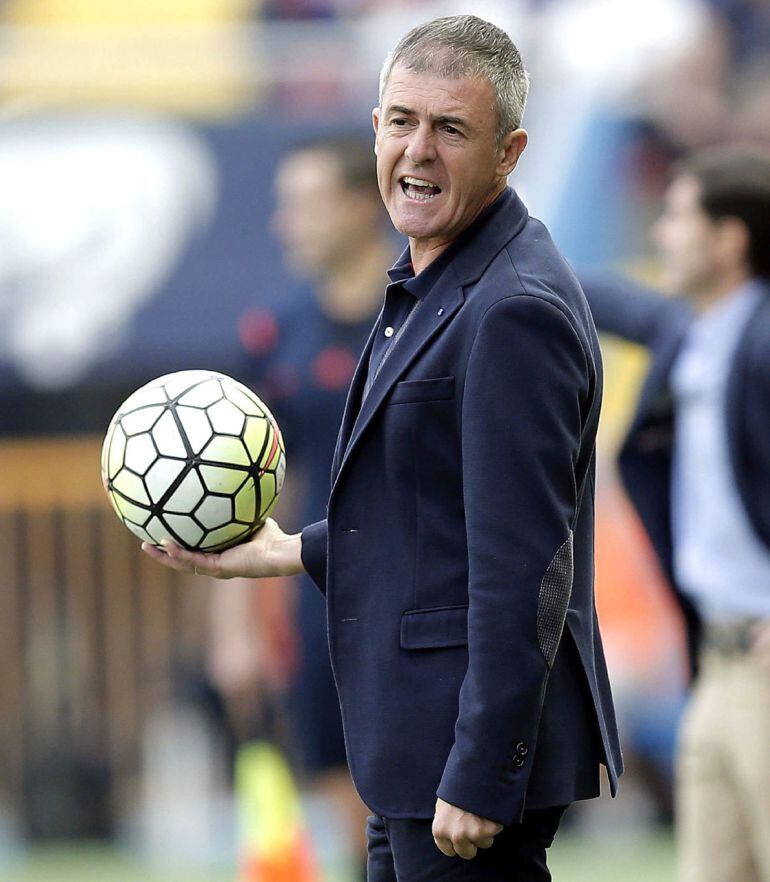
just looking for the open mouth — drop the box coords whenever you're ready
[400,176,442,201]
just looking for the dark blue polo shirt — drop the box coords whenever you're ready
[366,244,457,393]
[366,193,515,396]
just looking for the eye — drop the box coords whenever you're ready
[441,125,462,137]
[390,117,408,127]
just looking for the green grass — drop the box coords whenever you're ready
[550,830,675,882]
[5,831,675,882]
[5,844,233,882]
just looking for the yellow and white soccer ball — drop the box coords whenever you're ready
[101,370,286,552]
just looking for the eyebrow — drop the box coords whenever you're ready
[385,105,471,131]
[435,115,469,130]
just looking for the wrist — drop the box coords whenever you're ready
[269,531,305,577]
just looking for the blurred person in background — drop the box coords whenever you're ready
[582,146,770,882]
[207,134,395,880]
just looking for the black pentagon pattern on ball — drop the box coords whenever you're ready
[104,372,285,552]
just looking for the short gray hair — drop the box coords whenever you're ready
[378,15,529,143]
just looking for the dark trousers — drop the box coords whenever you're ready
[366,806,566,882]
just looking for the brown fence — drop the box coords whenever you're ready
[0,437,207,837]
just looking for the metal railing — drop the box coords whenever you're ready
[0,437,199,838]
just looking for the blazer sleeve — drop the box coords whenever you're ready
[579,270,690,346]
[301,519,328,595]
[436,294,590,825]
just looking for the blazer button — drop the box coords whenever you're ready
[516,742,528,757]
[513,756,526,769]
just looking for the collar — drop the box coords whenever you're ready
[386,238,457,301]
[688,280,768,347]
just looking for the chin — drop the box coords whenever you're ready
[389,217,424,238]
[390,211,443,240]
[388,198,445,236]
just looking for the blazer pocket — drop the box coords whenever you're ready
[400,604,469,649]
[389,376,455,405]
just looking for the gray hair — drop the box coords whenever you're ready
[378,15,530,143]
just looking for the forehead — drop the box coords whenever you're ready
[381,66,496,126]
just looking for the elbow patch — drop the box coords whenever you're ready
[537,532,574,667]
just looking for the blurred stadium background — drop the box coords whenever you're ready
[1,0,767,879]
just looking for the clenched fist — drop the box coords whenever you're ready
[432,798,504,860]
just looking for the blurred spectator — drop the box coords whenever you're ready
[582,146,770,882]
[207,133,397,879]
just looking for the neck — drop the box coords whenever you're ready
[316,237,393,323]
[692,269,752,314]
[409,238,452,275]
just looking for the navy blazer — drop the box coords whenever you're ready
[582,273,770,671]
[301,190,622,826]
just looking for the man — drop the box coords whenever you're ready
[144,15,622,881]
[209,135,393,877]
[582,147,770,882]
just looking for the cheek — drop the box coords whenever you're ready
[376,153,395,191]
[378,137,400,165]
[445,161,486,199]
[666,226,698,261]
[685,229,711,260]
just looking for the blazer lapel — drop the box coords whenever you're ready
[331,315,381,479]
[332,277,464,495]
[725,283,770,477]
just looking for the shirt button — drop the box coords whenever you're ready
[384,326,394,338]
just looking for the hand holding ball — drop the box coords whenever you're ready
[101,370,286,552]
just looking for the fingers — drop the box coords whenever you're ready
[432,833,456,858]
[141,540,220,577]
[432,819,499,861]
[432,833,479,860]
[453,840,478,860]
[139,522,292,581]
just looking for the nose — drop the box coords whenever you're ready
[404,125,436,165]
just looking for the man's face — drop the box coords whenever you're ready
[372,66,525,259]
[272,149,366,277]
[652,174,719,299]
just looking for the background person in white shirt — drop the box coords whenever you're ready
[582,146,770,882]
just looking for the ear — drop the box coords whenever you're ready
[496,128,528,177]
[372,107,381,154]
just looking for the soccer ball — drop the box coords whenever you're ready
[101,370,286,552]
